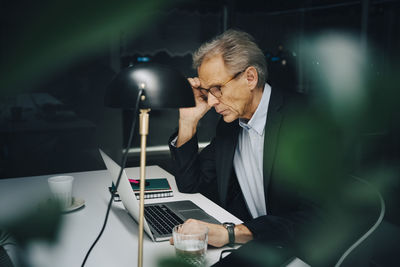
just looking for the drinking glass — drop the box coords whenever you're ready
[173,224,208,266]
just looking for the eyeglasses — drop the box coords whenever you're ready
[197,68,247,99]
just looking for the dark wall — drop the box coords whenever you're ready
[1,0,399,186]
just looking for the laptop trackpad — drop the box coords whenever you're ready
[180,210,212,221]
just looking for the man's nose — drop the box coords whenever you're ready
[207,93,219,107]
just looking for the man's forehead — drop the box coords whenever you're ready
[198,55,229,87]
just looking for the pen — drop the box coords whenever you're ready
[129,179,150,186]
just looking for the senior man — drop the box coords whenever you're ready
[169,29,335,251]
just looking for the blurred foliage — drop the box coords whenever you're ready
[301,32,400,134]
[1,199,62,246]
[221,32,400,266]
[0,0,180,96]
[296,32,399,265]
[0,0,184,263]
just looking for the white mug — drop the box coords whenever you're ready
[48,175,74,209]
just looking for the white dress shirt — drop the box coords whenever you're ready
[233,83,271,218]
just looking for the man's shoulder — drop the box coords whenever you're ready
[270,88,310,116]
[281,90,309,107]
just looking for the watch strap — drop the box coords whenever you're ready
[223,222,235,246]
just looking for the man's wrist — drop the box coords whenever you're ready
[179,118,199,130]
[234,224,253,244]
[177,119,199,147]
[222,222,235,247]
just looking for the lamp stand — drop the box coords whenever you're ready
[138,108,150,267]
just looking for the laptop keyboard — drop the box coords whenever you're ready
[144,205,184,236]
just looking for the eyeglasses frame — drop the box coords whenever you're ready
[196,67,248,99]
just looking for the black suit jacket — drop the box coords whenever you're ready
[169,88,335,247]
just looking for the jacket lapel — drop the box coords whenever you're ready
[216,121,240,208]
[216,89,284,209]
[263,89,284,210]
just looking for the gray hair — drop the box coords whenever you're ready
[192,29,267,88]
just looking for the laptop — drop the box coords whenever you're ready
[99,149,220,242]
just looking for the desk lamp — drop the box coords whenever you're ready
[104,63,194,267]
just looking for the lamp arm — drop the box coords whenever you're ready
[81,89,144,267]
[137,108,150,267]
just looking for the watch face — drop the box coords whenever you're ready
[223,222,235,228]
[223,222,235,246]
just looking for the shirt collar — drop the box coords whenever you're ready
[238,83,271,136]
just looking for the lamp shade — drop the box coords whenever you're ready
[105,63,195,109]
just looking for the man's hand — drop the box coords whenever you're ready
[169,219,254,248]
[170,219,228,247]
[180,77,211,124]
[176,78,211,147]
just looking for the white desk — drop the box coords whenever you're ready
[0,166,243,267]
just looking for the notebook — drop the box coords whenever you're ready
[99,149,220,242]
[110,178,173,200]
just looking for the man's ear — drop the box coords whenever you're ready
[245,66,258,90]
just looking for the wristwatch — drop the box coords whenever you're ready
[222,222,235,247]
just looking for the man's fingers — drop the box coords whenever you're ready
[169,237,174,245]
[192,77,201,88]
[187,78,207,103]
[187,77,201,88]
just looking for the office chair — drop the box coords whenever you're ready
[0,246,14,267]
[333,175,385,267]
[213,175,385,267]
